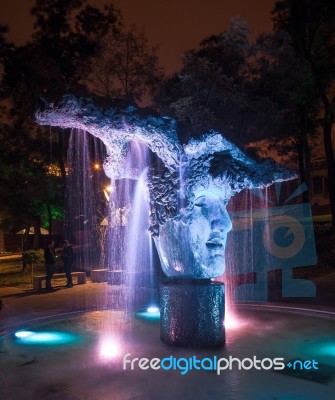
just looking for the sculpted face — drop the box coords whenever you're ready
[154,190,232,279]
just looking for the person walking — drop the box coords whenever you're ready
[44,240,55,290]
[62,240,75,288]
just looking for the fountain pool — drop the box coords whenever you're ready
[1,306,334,400]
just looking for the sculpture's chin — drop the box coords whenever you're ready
[153,189,231,279]
[195,257,225,279]
[159,257,225,279]
[154,231,226,279]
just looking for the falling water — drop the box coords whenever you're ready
[106,142,157,311]
[224,184,279,328]
[66,129,106,272]
[224,187,264,326]
[125,168,154,310]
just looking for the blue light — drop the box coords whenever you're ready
[14,331,34,338]
[15,331,78,345]
[135,306,160,321]
[320,343,335,357]
[147,306,160,314]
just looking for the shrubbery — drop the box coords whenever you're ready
[22,249,44,266]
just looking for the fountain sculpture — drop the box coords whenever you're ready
[36,96,295,347]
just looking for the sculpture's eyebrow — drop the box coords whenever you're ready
[194,195,206,206]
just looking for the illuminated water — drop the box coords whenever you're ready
[105,142,157,310]
[125,167,155,310]
[66,129,106,269]
[33,97,324,397]
[1,308,334,400]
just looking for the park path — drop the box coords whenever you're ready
[1,272,335,334]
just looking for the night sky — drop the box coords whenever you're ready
[0,0,275,74]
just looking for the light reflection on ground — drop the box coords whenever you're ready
[1,308,335,400]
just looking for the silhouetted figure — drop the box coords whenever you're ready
[62,240,74,288]
[44,240,55,290]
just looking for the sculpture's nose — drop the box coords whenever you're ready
[210,205,232,232]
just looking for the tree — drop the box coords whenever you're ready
[253,30,319,201]
[273,0,335,231]
[0,0,161,246]
[86,25,163,104]
[0,124,63,248]
[0,0,120,242]
[2,1,120,121]
[0,25,10,69]
[156,17,257,144]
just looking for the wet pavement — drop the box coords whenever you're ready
[1,271,335,333]
[0,282,124,331]
[1,280,335,400]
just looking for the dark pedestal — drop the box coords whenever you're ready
[160,281,225,348]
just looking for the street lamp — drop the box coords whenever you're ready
[103,185,114,202]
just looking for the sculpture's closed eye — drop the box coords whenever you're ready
[194,196,206,207]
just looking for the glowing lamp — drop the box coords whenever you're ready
[15,331,34,338]
[99,337,121,359]
[147,306,160,313]
[15,331,77,345]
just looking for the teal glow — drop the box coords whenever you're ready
[297,339,335,366]
[15,331,34,338]
[147,306,159,313]
[15,331,78,345]
[136,306,160,321]
[319,344,335,357]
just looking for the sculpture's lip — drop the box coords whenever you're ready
[206,235,225,248]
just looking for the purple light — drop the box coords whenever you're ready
[99,337,122,360]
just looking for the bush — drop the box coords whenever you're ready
[22,249,44,266]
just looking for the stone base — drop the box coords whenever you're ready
[107,270,124,285]
[160,281,225,348]
[107,270,158,288]
[91,269,109,283]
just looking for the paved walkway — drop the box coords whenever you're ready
[0,281,125,332]
[0,254,22,262]
[1,271,335,334]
